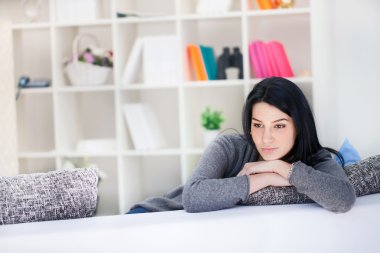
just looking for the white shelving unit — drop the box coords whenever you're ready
[1,0,313,215]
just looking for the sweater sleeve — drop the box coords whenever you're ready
[289,150,356,213]
[182,136,250,213]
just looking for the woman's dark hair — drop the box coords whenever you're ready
[242,77,343,166]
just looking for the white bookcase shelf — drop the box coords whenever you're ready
[2,0,313,215]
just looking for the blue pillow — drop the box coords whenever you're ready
[335,138,361,166]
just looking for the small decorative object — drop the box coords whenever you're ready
[64,33,113,86]
[201,107,224,146]
[279,0,294,8]
[217,47,243,80]
[21,0,42,22]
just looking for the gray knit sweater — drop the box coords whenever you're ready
[132,134,356,213]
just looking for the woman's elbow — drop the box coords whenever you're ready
[330,185,356,213]
[182,185,201,213]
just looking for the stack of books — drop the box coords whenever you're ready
[249,40,294,78]
[187,44,217,81]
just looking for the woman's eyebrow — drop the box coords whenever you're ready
[252,117,288,123]
[252,117,261,122]
[273,118,289,123]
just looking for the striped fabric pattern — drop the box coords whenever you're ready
[0,168,98,225]
[246,155,380,206]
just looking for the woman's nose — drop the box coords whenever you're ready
[262,128,274,144]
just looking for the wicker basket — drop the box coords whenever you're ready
[64,34,112,86]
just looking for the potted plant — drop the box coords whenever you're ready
[201,106,224,146]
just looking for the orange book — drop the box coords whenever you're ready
[187,44,208,81]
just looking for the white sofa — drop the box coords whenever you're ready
[1,193,379,253]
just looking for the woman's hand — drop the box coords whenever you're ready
[248,173,290,194]
[238,160,292,179]
[240,160,293,194]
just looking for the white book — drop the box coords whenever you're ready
[121,37,144,84]
[140,104,167,150]
[142,35,180,84]
[123,104,149,150]
[123,103,167,150]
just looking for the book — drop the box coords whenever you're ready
[250,41,266,78]
[123,103,166,150]
[200,45,217,80]
[187,44,208,81]
[121,37,144,84]
[256,41,271,77]
[265,42,281,76]
[268,41,294,77]
[121,35,180,85]
[142,35,180,84]
[249,42,262,78]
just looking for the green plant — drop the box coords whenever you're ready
[201,107,224,130]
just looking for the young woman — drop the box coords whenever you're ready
[127,77,356,214]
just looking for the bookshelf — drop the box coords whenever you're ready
[1,0,314,215]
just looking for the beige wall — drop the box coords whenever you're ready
[0,20,18,176]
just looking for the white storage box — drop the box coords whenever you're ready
[56,0,98,23]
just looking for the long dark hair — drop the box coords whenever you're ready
[242,77,343,166]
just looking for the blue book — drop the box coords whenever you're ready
[206,47,217,80]
[200,45,218,80]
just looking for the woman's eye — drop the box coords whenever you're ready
[252,123,263,128]
[274,124,286,129]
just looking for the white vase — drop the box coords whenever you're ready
[203,130,220,147]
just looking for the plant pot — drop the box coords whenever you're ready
[203,130,220,146]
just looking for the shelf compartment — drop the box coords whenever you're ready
[16,93,55,153]
[179,0,241,15]
[56,91,116,153]
[18,158,56,174]
[120,88,180,151]
[13,28,52,84]
[115,0,176,19]
[54,25,114,87]
[115,21,177,85]
[0,0,50,24]
[181,17,243,82]
[119,155,181,213]
[184,85,245,149]
[59,156,119,216]
[247,12,311,78]
[54,0,111,24]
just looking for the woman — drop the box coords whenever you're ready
[128,77,356,214]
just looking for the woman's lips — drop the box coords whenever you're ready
[261,147,278,153]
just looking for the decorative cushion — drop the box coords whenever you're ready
[0,168,98,225]
[245,155,380,206]
[335,138,361,166]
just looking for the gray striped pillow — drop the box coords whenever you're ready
[0,168,98,225]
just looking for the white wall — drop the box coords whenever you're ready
[313,0,380,158]
[333,0,380,158]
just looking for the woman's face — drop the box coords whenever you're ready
[251,102,297,161]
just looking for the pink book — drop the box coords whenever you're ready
[255,41,270,77]
[264,42,280,77]
[268,41,294,77]
[249,41,264,78]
